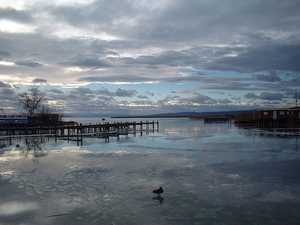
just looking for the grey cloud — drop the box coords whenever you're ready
[123,46,242,68]
[1,0,300,114]
[46,88,66,102]
[65,57,111,68]
[218,99,232,104]
[255,71,281,82]
[0,8,32,22]
[245,92,285,101]
[69,86,137,100]
[186,93,217,105]
[49,88,64,94]
[130,100,154,106]
[51,0,300,43]
[207,42,300,72]
[245,93,257,99]
[0,87,15,96]
[0,86,18,111]
[0,81,10,88]
[137,95,149,99]
[201,80,261,91]
[133,0,300,43]
[115,88,137,97]
[79,75,154,83]
[158,93,217,107]
[60,86,142,114]
[16,60,43,68]
[0,51,10,58]
[95,88,137,97]
[261,92,284,101]
[129,50,200,67]
[32,78,47,83]
[281,77,300,88]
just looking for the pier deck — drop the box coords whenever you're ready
[0,121,159,144]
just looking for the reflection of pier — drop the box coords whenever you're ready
[0,121,159,145]
[189,115,233,125]
[235,107,300,128]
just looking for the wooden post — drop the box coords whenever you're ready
[54,126,57,142]
[133,122,136,136]
[117,125,120,141]
[145,121,148,134]
[80,124,83,144]
[76,126,79,143]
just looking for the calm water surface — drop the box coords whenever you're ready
[0,118,300,225]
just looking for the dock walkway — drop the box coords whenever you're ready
[0,120,159,144]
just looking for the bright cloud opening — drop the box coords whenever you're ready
[50,23,121,41]
[0,61,15,67]
[0,19,36,34]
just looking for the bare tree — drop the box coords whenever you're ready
[18,88,45,116]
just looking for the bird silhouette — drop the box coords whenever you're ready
[152,186,164,195]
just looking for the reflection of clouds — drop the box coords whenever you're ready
[0,145,91,163]
[0,170,15,177]
[227,174,241,180]
[0,201,38,216]
[58,146,88,152]
[0,149,29,161]
[259,191,296,203]
[112,150,130,155]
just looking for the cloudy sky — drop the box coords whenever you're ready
[0,0,300,115]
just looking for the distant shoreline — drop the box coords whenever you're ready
[111,115,189,119]
[111,110,254,119]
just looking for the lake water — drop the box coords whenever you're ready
[0,118,300,225]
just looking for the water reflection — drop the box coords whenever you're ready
[152,195,164,204]
[0,119,300,225]
[22,138,48,158]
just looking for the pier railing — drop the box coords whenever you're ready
[0,120,159,144]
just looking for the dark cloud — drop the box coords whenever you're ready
[121,46,242,69]
[64,56,111,68]
[0,86,18,112]
[0,50,10,58]
[49,0,300,43]
[1,0,300,114]
[245,93,258,99]
[114,88,137,97]
[0,81,10,88]
[79,75,154,83]
[207,42,300,72]
[137,95,149,99]
[49,88,64,94]
[0,8,32,22]
[186,93,217,105]
[131,0,300,44]
[95,88,137,97]
[245,92,285,101]
[32,78,47,83]
[255,71,281,82]
[158,93,218,107]
[15,60,43,68]
[281,77,300,88]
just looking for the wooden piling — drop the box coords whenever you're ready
[0,120,159,144]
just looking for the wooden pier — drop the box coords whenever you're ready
[0,120,159,145]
